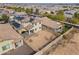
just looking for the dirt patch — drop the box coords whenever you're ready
[49,28,79,55]
[25,30,56,51]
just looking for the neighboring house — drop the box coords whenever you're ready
[20,17,42,35]
[64,10,77,18]
[10,16,30,34]
[0,8,4,13]
[3,9,15,15]
[39,9,51,14]
[6,9,15,14]
[3,42,35,55]
[9,16,15,21]
[39,17,63,33]
[0,24,23,54]
[10,16,42,36]
[0,8,15,16]
[14,12,27,17]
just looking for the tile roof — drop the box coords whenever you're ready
[40,17,62,29]
[0,23,23,42]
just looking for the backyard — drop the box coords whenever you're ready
[24,30,56,51]
[49,28,79,55]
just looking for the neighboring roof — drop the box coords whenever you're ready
[3,9,15,14]
[0,23,23,41]
[64,10,76,15]
[24,23,33,30]
[20,16,30,23]
[40,17,62,29]
[14,12,27,16]
[3,42,35,55]
[11,21,21,28]
[32,17,41,24]
[0,8,4,13]
[14,16,24,20]
[23,17,41,30]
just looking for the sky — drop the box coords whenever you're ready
[0,0,79,59]
[0,0,79,3]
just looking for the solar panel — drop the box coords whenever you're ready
[12,21,20,28]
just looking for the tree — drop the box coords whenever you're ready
[0,14,9,23]
[72,12,79,24]
[56,14,65,21]
[51,11,54,14]
[14,7,25,12]
[47,14,57,20]
[72,18,79,24]
[35,8,39,14]
[30,8,33,14]
[63,6,68,8]
[6,6,25,12]
[74,12,79,19]
[41,10,65,21]
[42,12,49,17]
[25,8,33,14]
[42,12,65,21]
[56,10,65,21]
[57,10,64,15]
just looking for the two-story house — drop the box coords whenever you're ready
[39,17,63,33]
[20,17,42,35]
[64,10,77,19]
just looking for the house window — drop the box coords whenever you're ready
[30,30,34,33]
[35,28,37,31]
[2,44,10,51]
